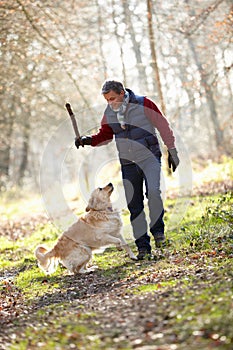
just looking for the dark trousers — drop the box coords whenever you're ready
[121,156,164,252]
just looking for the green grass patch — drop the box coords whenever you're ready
[132,279,178,294]
[10,318,95,350]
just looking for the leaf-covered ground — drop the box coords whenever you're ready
[0,176,232,349]
[0,246,232,350]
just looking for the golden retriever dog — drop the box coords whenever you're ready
[35,183,137,274]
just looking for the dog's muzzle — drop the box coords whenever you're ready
[106,183,114,193]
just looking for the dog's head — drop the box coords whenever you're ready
[86,183,114,212]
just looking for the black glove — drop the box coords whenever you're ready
[168,148,180,172]
[75,136,92,149]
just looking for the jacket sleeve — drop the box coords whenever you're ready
[144,97,176,149]
[91,114,114,146]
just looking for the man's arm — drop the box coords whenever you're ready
[144,97,179,171]
[75,115,114,148]
[143,97,175,149]
[91,115,114,146]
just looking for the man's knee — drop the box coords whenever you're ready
[146,187,162,201]
[128,204,144,220]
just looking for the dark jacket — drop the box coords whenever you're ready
[104,89,161,164]
[91,89,175,164]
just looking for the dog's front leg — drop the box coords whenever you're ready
[103,235,137,260]
[122,244,137,260]
[119,236,137,260]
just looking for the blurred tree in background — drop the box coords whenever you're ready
[0,0,232,191]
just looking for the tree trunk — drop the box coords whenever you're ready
[184,0,224,149]
[96,0,108,79]
[0,107,14,189]
[121,0,148,91]
[185,35,224,148]
[16,116,30,186]
[146,0,166,114]
[111,0,127,84]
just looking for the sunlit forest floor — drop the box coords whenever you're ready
[0,157,232,350]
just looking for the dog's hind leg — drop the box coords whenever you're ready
[76,246,93,273]
[34,246,59,274]
[62,245,92,274]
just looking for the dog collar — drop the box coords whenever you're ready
[89,206,113,212]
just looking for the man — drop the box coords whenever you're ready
[75,80,179,260]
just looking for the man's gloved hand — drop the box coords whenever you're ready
[75,136,92,149]
[168,148,180,172]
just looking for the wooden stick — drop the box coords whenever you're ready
[65,103,81,139]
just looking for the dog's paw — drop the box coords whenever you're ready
[87,265,98,272]
[130,254,138,261]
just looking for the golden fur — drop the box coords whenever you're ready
[35,183,137,274]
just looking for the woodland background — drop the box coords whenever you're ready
[0,2,233,349]
[0,0,232,191]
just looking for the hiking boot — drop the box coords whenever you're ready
[155,239,166,248]
[137,250,152,260]
[154,234,166,248]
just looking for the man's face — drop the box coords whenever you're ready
[103,90,124,111]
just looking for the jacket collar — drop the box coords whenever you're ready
[126,88,139,104]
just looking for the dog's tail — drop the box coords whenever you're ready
[34,246,58,274]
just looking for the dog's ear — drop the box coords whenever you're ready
[86,197,93,212]
[86,198,93,211]
[86,195,96,212]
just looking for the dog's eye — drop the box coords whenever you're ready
[99,187,102,191]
